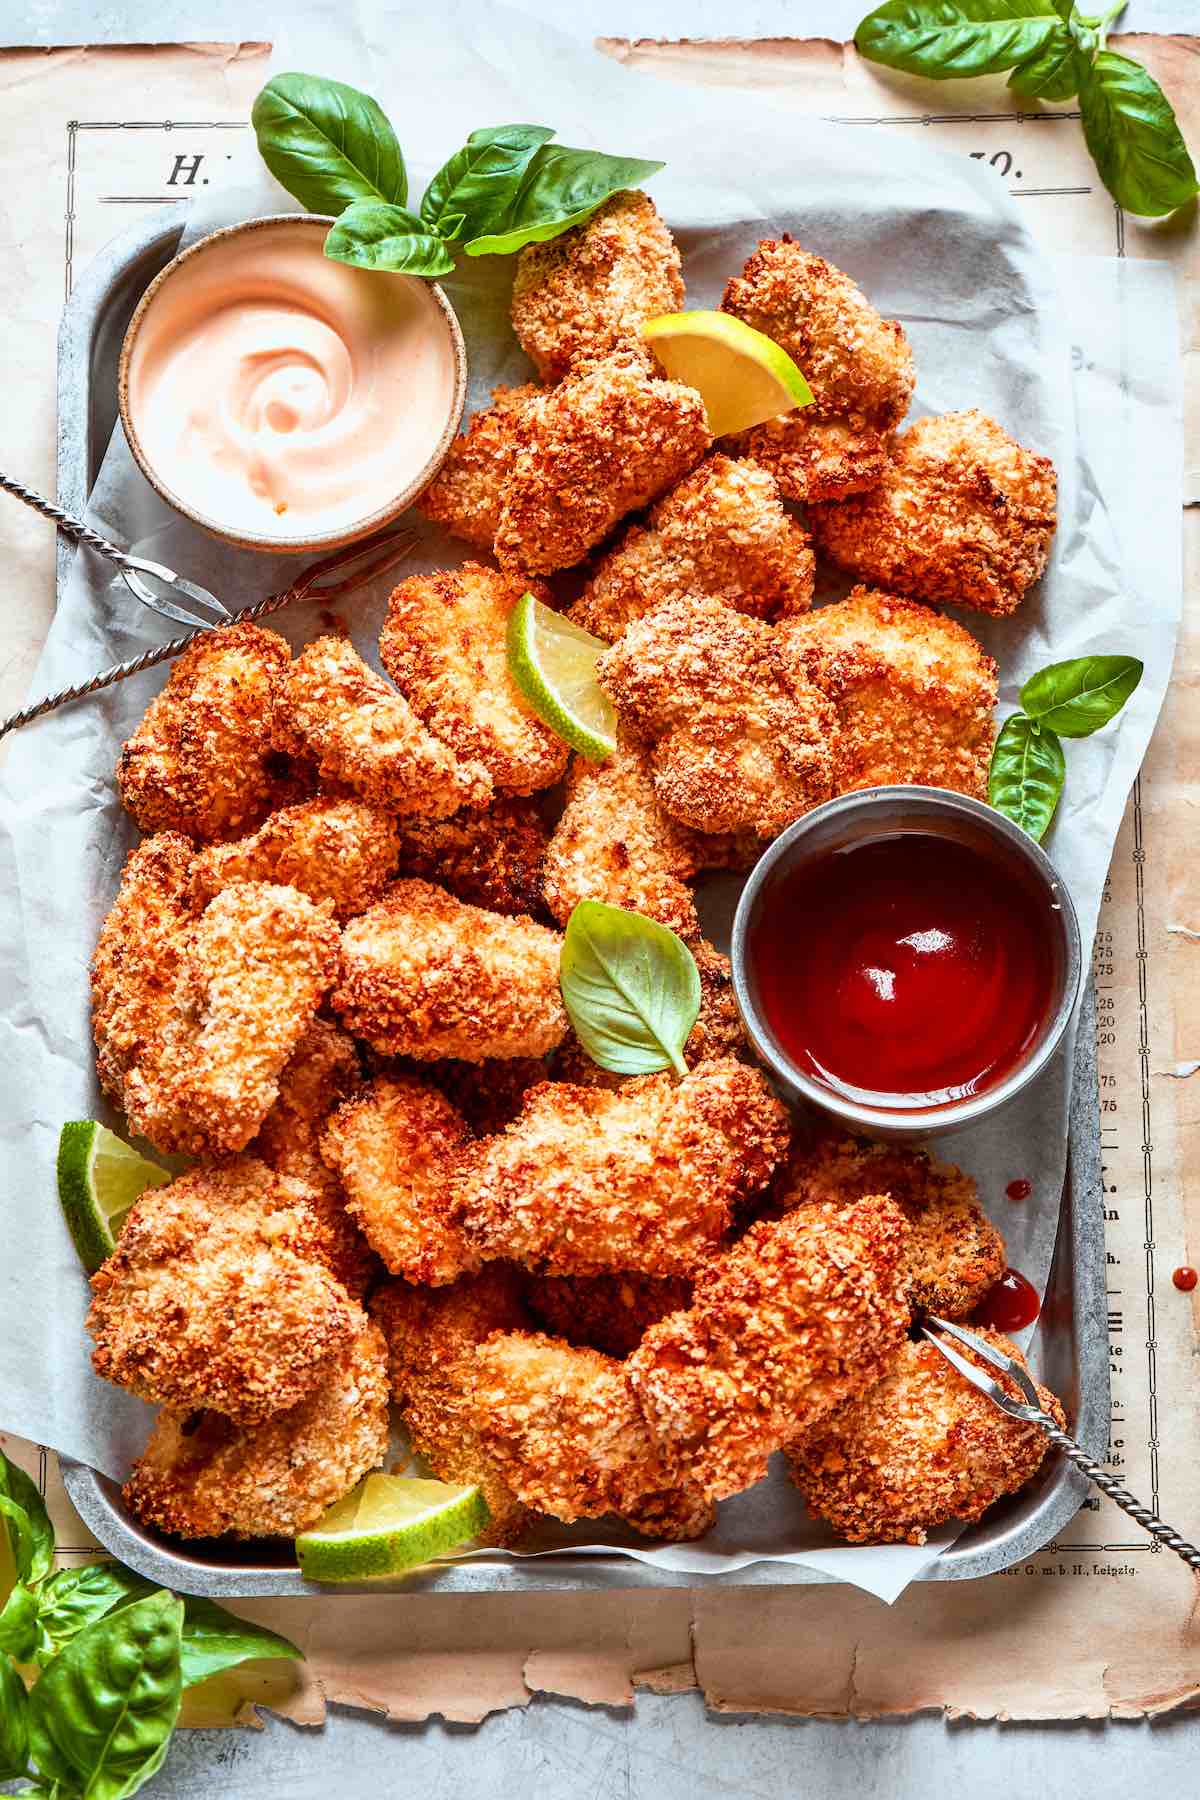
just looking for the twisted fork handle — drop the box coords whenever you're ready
[1043,1425,1200,1570]
[0,471,142,573]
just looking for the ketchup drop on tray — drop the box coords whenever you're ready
[973,1268,1041,1332]
[748,833,1054,1109]
[1006,1178,1033,1202]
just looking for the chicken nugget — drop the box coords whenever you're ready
[597,596,840,839]
[473,1332,714,1538]
[494,341,711,574]
[91,833,194,1112]
[381,566,568,796]
[117,621,292,844]
[510,190,685,382]
[783,587,998,799]
[554,939,751,1088]
[628,1194,911,1501]
[449,1059,790,1278]
[524,1272,693,1359]
[321,1074,479,1286]
[276,633,491,815]
[88,1158,364,1423]
[391,796,549,918]
[809,411,1058,618]
[416,382,540,550]
[570,454,814,641]
[372,1269,533,1544]
[189,796,400,919]
[787,1331,1064,1544]
[333,879,567,1062]
[122,1317,389,1540]
[724,414,890,507]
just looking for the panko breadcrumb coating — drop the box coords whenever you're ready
[416,382,540,549]
[381,566,568,796]
[320,1074,479,1286]
[91,833,193,1112]
[720,239,914,503]
[787,1330,1064,1544]
[809,411,1058,618]
[88,1159,364,1423]
[628,1195,912,1500]
[117,621,292,844]
[776,1130,1006,1320]
[189,796,401,919]
[597,596,840,838]
[570,454,814,641]
[783,587,998,799]
[510,190,685,382]
[372,1269,533,1545]
[393,797,549,918]
[121,1318,390,1540]
[524,1271,693,1359]
[554,939,751,1087]
[494,341,711,574]
[449,1059,790,1278]
[276,633,491,815]
[473,1333,714,1538]
[333,879,567,1062]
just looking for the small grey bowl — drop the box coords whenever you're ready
[730,786,1082,1142]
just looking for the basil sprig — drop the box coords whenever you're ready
[855,2,1197,217]
[0,1446,301,1798]
[560,901,701,1077]
[988,653,1143,840]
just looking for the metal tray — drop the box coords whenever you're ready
[55,213,1108,1596]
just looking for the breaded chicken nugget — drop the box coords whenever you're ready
[276,634,490,816]
[392,797,549,918]
[321,1074,479,1286]
[372,1269,533,1544]
[91,833,193,1111]
[809,411,1058,618]
[554,939,751,1087]
[121,1318,389,1539]
[190,796,400,920]
[510,190,685,382]
[787,1331,1064,1544]
[627,1194,911,1501]
[473,1333,714,1538]
[88,1158,364,1423]
[776,1130,1006,1320]
[524,1272,693,1360]
[570,454,814,641]
[117,622,292,844]
[783,587,998,799]
[416,382,540,550]
[720,239,913,505]
[381,566,568,796]
[597,596,840,838]
[449,1059,790,1278]
[494,341,711,574]
[333,879,567,1062]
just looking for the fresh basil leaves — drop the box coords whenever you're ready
[988,653,1142,840]
[855,2,1197,216]
[560,901,701,1077]
[253,75,664,276]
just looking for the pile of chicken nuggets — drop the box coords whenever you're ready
[91,191,1065,1553]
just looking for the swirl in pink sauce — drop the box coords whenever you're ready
[127,218,456,540]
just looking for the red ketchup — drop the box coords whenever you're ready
[973,1268,1041,1332]
[1172,1266,1198,1293]
[1006,1178,1032,1201]
[748,833,1054,1108]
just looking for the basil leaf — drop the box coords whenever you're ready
[854,0,1066,80]
[28,1589,183,1800]
[988,714,1066,840]
[0,1582,40,1661]
[33,1566,154,1667]
[1008,24,1077,98]
[419,124,556,239]
[464,144,666,257]
[560,901,700,1077]
[177,1598,302,1689]
[1076,50,1199,216]
[252,72,407,215]
[0,1452,54,1586]
[324,203,455,276]
[0,1653,31,1781]
[1019,654,1143,737]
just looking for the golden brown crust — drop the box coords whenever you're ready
[189,796,401,919]
[392,797,549,918]
[381,566,568,796]
[808,411,1058,617]
[724,412,890,504]
[91,833,194,1111]
[416,382,541,549]
[553,939,752,1088]
[332,879,567,1062]
[524,1271,693,1359]
[787,1331,1064,1544]
[510,190,685,382]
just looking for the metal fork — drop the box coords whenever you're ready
[922,1315,1200,1572]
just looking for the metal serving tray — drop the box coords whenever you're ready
[55,214,1108,1596]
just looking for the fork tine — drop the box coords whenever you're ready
[926,1315,1043,1408]
[919,1328,1028,1418]
[296,528,418,601]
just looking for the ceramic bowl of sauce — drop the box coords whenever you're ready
[731,787,1082,1140]
[118,214,466,553]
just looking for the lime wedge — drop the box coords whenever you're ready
[296,1474,490,1582]
[506,591,617,762]
[642,310,814,437]
[56,1120,172,1272]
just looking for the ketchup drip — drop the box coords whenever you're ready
[1006,1178,1032,1201]
[973,1268,1040,1332]
[1172,1266,1198,1293]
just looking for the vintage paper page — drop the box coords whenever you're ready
[0,31,1198,1721]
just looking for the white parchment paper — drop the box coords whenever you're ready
[0,8,1183,1602]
